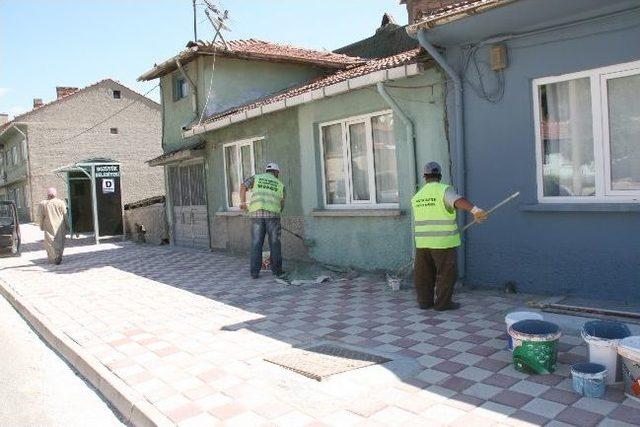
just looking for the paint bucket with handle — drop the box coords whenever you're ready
[571,363,607,398]
[618,336,640,402]
[509,319,561,374]
[581,320,631,384]
[505,311,543,351]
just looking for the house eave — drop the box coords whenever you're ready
[183,62,423,138]
[406,0,517,35]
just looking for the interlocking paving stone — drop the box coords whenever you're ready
[264,344,390,381]
[0,224,634,426]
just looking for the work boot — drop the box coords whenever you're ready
[434,301,460,311]
[418,303,433,310]
[54,256,62,265]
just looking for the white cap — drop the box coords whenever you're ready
[265,162,280,172]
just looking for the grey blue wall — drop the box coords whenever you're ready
[443,10,640,300]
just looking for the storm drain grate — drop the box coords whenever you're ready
[264,344,390,381]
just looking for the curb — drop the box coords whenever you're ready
[0,280,173,427]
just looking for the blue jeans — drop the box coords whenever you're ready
[250,217,282,277]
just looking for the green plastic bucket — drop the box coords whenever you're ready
[509,319,562,374]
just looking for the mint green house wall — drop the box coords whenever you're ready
[160,57,328,153]
[297,67,450,271]
[201,108,308,258]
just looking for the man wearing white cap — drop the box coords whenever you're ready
[240,162,285,279]
[37,187,68,265]
[411,162,487,311]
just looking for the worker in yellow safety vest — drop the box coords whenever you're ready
[240,162,285,279]
[411,162,487,311]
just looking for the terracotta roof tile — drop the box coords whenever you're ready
[408,0,515,30]
[200,48,424,125]
[139,39,364,81]
[197,39,364,67]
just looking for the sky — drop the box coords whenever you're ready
[0,0,408,118]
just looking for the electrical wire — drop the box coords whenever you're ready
[198,46,217,124]
[47,84,160,147]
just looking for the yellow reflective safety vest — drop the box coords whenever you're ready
[248,173,284,214]
[411,182,461,249]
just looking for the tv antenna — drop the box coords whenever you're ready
[202,0,230,49]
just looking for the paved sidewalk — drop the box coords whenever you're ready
[0,293,124,426]
[1,225,638,426]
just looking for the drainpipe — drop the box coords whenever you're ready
[175,58,199,116]
[416,30,467,281]
[376,82,418,191]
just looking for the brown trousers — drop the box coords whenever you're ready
[414,247,458,309]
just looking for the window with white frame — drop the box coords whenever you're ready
[533,60,640,201]
[223,138,265,208]
[320,111,398,207]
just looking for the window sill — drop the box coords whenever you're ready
[311,208,404,217]
[520,203,640,212]
[215,210,243,217]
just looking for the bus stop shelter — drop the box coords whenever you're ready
[54,158,124,244]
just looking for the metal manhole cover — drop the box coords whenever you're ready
[264,344,390,381]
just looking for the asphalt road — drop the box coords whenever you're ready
[0,294,124,427]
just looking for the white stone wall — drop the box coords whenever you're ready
[20,80,163,217]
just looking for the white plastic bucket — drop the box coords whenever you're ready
[505,311,543,351]
[618,336,640,402]
[582,320,631,385]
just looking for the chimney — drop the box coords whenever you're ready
[56,86,79,99]
[33,98,44,109]
[0,113,8,125]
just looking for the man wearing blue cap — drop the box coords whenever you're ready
[411,162,487,311]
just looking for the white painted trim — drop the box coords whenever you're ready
[601,67,640,197]
[532,59,640,203]
[221,136,264,209]
[318,110,399,209]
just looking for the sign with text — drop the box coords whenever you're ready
[102,178,115,193]
[95,164,120,178]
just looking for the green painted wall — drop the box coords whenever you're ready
[297,68,450,271]
[197,56,325,119]
[203,107,303,217]
[161,56,327,153]
[195,67,450,272]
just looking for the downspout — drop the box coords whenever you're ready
[175,58,199,116]
[416,30,467,281]
[376,82,418,191]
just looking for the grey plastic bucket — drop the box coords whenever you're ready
[571,363,607,398]
[582,320,631,384]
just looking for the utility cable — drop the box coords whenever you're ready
[198,46,217,125]
[47,84,159,147]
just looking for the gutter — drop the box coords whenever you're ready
[415,30,467,281]
[376,82,418,191]
[184,62,422,138]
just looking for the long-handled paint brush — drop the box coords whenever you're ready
[462,191,520,231]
